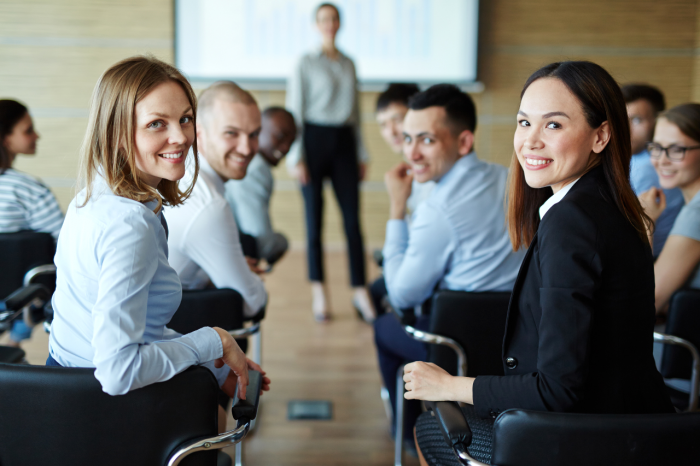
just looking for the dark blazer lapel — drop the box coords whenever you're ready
[502,231,538,353]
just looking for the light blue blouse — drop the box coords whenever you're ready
[669,190,700,289]
[382,153,524,310]
[49,175,228,395]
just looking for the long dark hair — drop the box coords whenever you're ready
[507,61,652,249]
[0,99,29,173]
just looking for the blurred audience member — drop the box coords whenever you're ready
[166,81,267,318]
[376,83,433,216]
[374,84,524,451]
[224,106,295,267]
[623,84,683,254]
[639,103,700,314]
[0,99,63,347]
[286,2,374,322]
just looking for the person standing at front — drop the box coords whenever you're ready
[286,3,375,322]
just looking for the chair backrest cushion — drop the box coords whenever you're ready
[492,409,700,466]
[429,290,510,377]
[662,289,700,379]
[0,231,55,299]
[0,364,219,466]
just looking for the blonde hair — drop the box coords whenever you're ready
[78,55,199,212]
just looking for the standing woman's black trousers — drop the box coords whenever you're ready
[301,123,366,286]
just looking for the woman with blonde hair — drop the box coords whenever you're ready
[48,56,269,404]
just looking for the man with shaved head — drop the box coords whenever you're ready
[224,106,296,266]
[165,81,267,318]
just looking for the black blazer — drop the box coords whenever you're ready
[473,166,674,419]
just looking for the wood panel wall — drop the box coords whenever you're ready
[2,0,700,247]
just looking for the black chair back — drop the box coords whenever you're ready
[661,289,700,380]
[169,288,247,352]
[0,364,220,466]
[491,409,700,466]
[428,291,510,377]
[0,231,55,299]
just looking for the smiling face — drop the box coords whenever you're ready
[377,102,409,154]
[627,98,657,155]
[4,112,39,158]
[651,117,700,191]
[402,106,473,183]
[133,80,194,188]
[197,99,261,181]
[258,111,296,166]
[316,5,340,42]
[514,77,609,193]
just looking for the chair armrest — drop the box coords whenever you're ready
[425,401,487,466]
[403,324,468,377]
[232,370,262,423]
[167,370,263,466]
[654,332,700,411]
[229,321,261,339]
[3,284,50,313]
[23,264,56,286]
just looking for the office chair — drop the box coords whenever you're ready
[654,288,700,412]
[392,290,510,465]
[0,231,56,362]
[0,363,262,466]
[425,400,700,466]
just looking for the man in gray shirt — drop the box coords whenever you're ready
[224,107,296,266]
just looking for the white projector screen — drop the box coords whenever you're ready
[175,0,479,84]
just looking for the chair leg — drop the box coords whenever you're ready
[235,441,243,466]
[251,325,262,366]
[247,325,263,434]
[381,385,393,421]
[395,364,405,466]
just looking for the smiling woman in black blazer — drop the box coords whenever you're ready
[404,61,674,465]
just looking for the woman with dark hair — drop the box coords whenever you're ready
[286,2,375,322]
[639,103,700,313]
[1,99,64,347]
[403,61,673,465]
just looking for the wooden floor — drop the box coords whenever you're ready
[4,250,420,466]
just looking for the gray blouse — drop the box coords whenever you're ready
[285,49,369,169]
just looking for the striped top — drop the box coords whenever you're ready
[0,168,64,240]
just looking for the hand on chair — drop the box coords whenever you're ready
[403,361,474,405]
[213,327,271,399]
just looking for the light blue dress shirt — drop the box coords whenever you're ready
[630,150,684,255]
[382,153,525,310]
[49,175,229,396]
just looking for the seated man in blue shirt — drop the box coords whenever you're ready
[224,107,296,266]
[374,84,524,451]
[622,84,683,255]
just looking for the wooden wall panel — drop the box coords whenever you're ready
[3,0,700,247]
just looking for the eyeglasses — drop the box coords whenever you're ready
[646,142,700,161]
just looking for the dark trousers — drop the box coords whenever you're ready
[302,123,366,286]
[374,312,430,440]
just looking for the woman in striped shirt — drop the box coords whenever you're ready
[1,99,64,346]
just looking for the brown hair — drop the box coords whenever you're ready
[507,61,652,249]
[316,3,340,22]
[0,99,29,173]
[660,103,700,144]
[78,55,198,212]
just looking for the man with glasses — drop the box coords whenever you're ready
[622,84,683,255]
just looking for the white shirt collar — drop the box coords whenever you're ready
[198,156,226,195]
[539,178,580,219]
